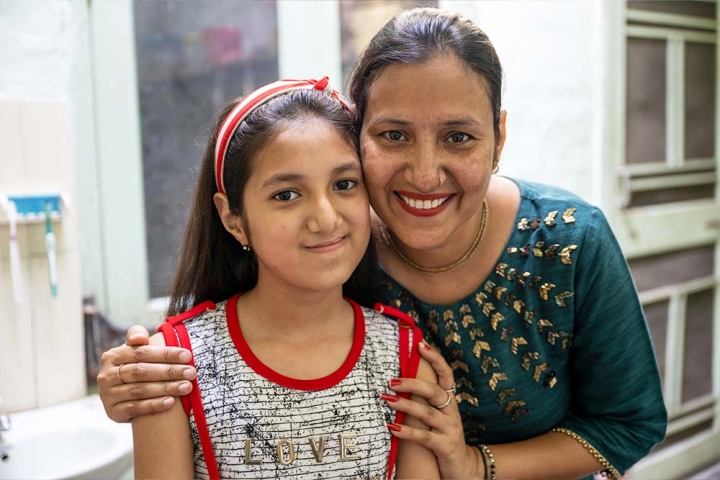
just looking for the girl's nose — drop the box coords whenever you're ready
[307,195,340,233]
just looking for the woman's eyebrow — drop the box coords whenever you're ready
[370,117,483,128]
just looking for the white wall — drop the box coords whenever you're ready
[440,0,605,205]
[0,0,88,411]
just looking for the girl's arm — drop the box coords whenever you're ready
[132,333,195,480]
[393,357,441,480]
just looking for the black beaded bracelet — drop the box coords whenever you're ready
[478,444,496,480]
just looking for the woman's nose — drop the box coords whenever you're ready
[404,143,442,192]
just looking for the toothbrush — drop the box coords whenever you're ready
[8,201,22,302]
[45,202,58,297]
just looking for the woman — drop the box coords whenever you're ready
[97,8,666,479]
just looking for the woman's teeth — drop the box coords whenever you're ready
[400,194,449,210]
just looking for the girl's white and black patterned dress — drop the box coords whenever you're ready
[158,294,421,480]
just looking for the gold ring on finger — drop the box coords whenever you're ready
[432,391,452,410]
[444,383,456,394]
[117,363,127,385]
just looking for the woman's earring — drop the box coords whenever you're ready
[492,164,499,174]
[242,244,252,252]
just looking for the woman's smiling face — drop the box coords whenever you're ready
[360,54,506,252]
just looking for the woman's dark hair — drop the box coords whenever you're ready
[348,7,503,136]
[167,89,381,316]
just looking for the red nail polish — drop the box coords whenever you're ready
[380,393,399,403]
[387,423,401,432]
[389,378,401,387]
[421,342,432,351]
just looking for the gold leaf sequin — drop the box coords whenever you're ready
[443,310,455,322]
[562,336,573,350]
[544,210,558,227]
[445,320,458,332]
[513,299,525,314]
[562,208,576,223]
[450,348,464,359]
[512,408,530,422]
[399,290,410,302]
[504,292,516,308]
[544,244,559,260]
[495,263,507,277]
[539,283,556,300]
[502,400,527,416]
[533,241,545,257]
[459,304,471,316]
[462,315,476,328]
[483,280,496,293]
[518,272,531,287]
[529,276,542,289]
[488,372,508,390]
[524,311,536,324]
[428,310,439,322]
[473,341,491,357]
[537,319,553,333]
[495,387,517,404]
[468,327,484,340]
[510,336,528,354]
[522,351,540,371]
[559,245,577,265]
[555,291,574,307]
[547,331,570,346]
[490,311,505,330]
[457,377,473,389]
[445,332,461,346]
[531,217,541,230]
[426,320,438,334]
[533,363,548,382]
[519,243,530,257]
[481,355,500,374]
[391,299,402,308]
[483,302,496,318]
[456,392,479,406]
[506,268,517,282]
[544,371,558,388]
[407,310,420,324]
[475,292,487,307]
[517,218,530,231]
[499,326,514,342]
[507,247,518,254]
[451,360,469,373]
[493,285,507,301]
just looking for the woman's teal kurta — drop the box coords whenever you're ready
[379,178,667,478]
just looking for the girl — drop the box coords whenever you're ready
[131,77,441,479]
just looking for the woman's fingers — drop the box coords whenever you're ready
[125,325,151,346]
[390,377,456,413]
[108,396,176,423]
[418,341,455,390]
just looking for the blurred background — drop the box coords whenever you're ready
[0,0,718,479]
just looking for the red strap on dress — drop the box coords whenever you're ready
[375,303,423,480]
[157,323,192,416]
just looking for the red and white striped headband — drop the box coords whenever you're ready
[214,76,354,194]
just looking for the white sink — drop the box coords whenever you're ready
[0,395,132,480]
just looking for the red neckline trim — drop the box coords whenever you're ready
[225,293,366,391]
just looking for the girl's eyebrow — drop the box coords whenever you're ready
[261,162,361,189]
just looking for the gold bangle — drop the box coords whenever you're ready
[478,444,496,480]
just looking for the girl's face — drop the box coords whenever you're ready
[235,118,370,294]
[360,55,506,251]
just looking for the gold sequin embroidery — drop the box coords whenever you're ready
[562,208,576,223]
[504,292,516,308]
[490,311,505,330]
[483,280,496,293]
[488,372,508,390]
[391,299,402,309]
[531,217,541,229]
[518,272,531,287]
[473,341,491,358]
[547,331,570,346]
[493,285,507,301]
[521,351,540,371]
[524,311,536,324]
[506,268,517,282]
[468,327,484,340]
[512,408,530,422]
[499,326,514,342]
[544,210,558,227]
[537,319,553,333]
[507,247,518,254]
[475,292,487,307]
[459,304,471,316]
[462,315,476,328]
[533,241,545,257]
[457,377,473,390]
[539,283,556,300]
[483,302,496,318]
[519,243,530,257]
[481,356,500,374]
[445,332,461,346]
[513,299,525,314]
[555,291,574,307]
[544,371,558,388]
[510,336,528,354]
[456,392,479,407]
[533,362,548,382]
[559,245,577,265]
[502,400,526,416]
[495,263,507,277]
[544,244,559,260]
[451,360,469,373]
[517,218,530,231]
[495,387,516,404]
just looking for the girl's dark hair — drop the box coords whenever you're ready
[348,7,503,136]
[167,89,381,316]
